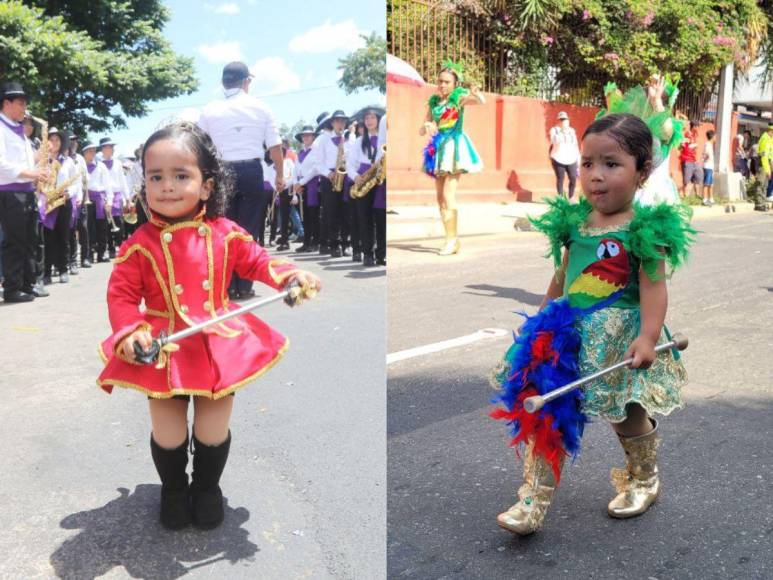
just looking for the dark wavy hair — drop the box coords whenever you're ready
[360,110,383,160]
[141,121,234,219]
[582,113,653,174]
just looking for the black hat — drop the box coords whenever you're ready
[351,105,385,124]
[295,125,316,142]
[99,136,116,148]
[82,141,97,151]
[322,109,349,131]
[1,82,26,100]
[222,61,253,85]
[315,111,329,125]
[48,126,61,136]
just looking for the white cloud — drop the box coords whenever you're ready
[288,19,365,54]
[198,41,244,64]
[214,2,240,14]
[178,107,201,123]
[250,57,301,94]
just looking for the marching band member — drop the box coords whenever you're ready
[68,135,91,271]
[347,107,385,267]
[82,141,113,263]
[276,144,295,251]
[99,136,129,257]
[0,82,46,303]
[41,127,78,284]
[198,61,284,301]
[313,109,349,257]
[293,118,325,254]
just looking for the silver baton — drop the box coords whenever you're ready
[523,333,689,414]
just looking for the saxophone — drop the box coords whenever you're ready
[34,119,80,214]
[350,145,386,199]
[331,134,346,192]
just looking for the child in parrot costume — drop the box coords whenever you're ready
[491,113,696,535]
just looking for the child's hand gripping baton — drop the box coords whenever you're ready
[523,333,689,414]
[132,281,317,366]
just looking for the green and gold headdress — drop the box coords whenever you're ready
[441,59,465,83]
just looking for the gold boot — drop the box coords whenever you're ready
[608,419,661,518]
[438,208,460,255]
[497,442,564,535]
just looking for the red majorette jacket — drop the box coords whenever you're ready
[97,208,297,399]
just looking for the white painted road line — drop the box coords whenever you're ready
[387,328,510,365]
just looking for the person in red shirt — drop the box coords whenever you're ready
[679,121,702,198]
[97,121,321,531]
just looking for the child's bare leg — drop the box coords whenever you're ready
[610,402,653,437]
[192,396,234,445]
[435,175,446,213]
[438,175,460,255]
[149,398,189,448]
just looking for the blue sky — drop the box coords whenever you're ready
[105,0,385,157]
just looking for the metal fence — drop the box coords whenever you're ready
[388,0,720,122]
[387,0,506,92]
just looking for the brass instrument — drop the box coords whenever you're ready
[123,187,140,225]
[331,134,346,192]
[33,119,81,214]
[350,144,386,199]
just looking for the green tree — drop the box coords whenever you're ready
[337,32,386,95]
[0,0,197,135]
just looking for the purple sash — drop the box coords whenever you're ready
[111,193,122,217]
[298,148,310,164]
[342,176,352,203]
[263,181,274,193]
[0,115,25,138]
[89,190,106,219]
[306,176,320,207]
[0,182,34,192]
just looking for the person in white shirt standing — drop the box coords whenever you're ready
[549,111,580,199]
[41,127,78,285]
[68,134,91,271]
[292,122,322,253]
[313,110,350,258]
[198,61,284,300]
[82,141,112,263]
[702,129,716,206]
[0,82,48,303]
[98,136,129,258]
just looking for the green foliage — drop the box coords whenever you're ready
[390,0,767,100]
[338,32,386,95]
[0,0,197,135]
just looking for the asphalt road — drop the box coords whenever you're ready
[387,212,773,580]
[0,244,386,579]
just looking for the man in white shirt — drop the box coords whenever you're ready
[198,61,284,299]
[549,111,580,199]
[98,137,129,258]
[0,82,48,303]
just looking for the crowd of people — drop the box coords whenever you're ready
[0,63,387,304]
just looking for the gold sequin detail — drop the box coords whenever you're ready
[174,284,183,295]
[202,279,211,291]
[162,232,173,243]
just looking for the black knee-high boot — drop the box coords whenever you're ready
[190,430,231,530]
[150,435,191,530]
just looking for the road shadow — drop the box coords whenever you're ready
[462,283,543,306]
[50,485,258,579]
[346,269,386,279]
[387,242,439,254]
[389,374,773,579]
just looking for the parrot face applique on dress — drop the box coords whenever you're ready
[568,238,631,309]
